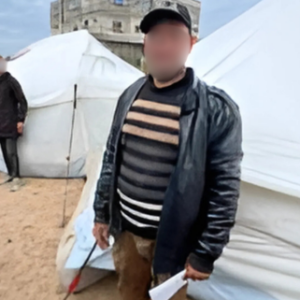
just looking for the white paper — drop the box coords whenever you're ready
[149,270,187,300]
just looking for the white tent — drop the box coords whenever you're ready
[56,148,114,292]
[57,0,300,299]
[186,0,300,299]
[0,30,143,178]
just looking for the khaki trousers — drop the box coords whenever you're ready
[112,231,187,300]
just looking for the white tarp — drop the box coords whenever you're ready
[186,0,300,299]
[59,0,300,299]
[0,30,143,177]
[187,0,300,199]
[56,148,114,292]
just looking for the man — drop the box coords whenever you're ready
[0,56,28,191]
[93,3,243,300]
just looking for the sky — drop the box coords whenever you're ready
[199,0,262,39]
[0,0,262,57]
[0,0,53,57]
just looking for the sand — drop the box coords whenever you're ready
[0,173,119,300]
[0,173,194,300]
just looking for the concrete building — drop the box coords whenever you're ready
[51,0,201,68]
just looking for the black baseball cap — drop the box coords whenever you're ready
[140,2,192,34]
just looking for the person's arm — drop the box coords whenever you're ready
[93,85,129,248]
[187,93,243,275]
[93,105,120,225]
[92,102,120,249]
[10,77,28,123]
[93,77,146,249]
[93,138,115,225]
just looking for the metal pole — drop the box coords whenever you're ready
[60,84,77,228]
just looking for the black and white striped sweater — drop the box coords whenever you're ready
[117,70,192,239]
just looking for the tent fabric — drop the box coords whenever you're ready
[185,0,300,299]
[187,0,300,199]
[0,30,143,178]
[58,1,300,298]
[188,183,300,300]
[56,148,113,292]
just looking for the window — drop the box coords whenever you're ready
[69,0,80,10]
[141,1,151,13]
[114,0,123,5]
[113,21,122,33]
[135,25,140,33]
[136,58,141,67]
[84,20,89,27]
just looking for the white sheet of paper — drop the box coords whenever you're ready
[149,270,187,300]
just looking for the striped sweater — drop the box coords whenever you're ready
[117,70,192,239]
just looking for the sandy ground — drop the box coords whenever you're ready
[0,173,119,300]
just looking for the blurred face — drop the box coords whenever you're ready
[0,59,7,73]
[144,21,193,81]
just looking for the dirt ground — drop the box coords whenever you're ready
[0,173,120,300]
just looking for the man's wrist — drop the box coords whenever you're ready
[94,215,109,224]
[187,253,214,274]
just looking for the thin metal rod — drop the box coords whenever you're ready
[79,242,97,273]
[61,84,77,228]
[62,242,97,300]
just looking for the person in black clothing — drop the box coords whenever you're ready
[0,56,28,191]
[93,3,243,300]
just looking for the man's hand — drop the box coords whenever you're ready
[93,222,110,250]
[17,122,24,134]
[183,264,210,281]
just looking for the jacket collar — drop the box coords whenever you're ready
[181,68,201,113]
[0,72,10,83]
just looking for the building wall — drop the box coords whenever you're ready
[102,41,143,68]
[50,1,60,35]
[51,0,201,67]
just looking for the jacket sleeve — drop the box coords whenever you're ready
[93,114,119,224]
[93,87,127,224]
[93,149,113,224]
[188,93,243,274]
[10,77,28,122]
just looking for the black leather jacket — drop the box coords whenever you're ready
[94,69,243,276]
